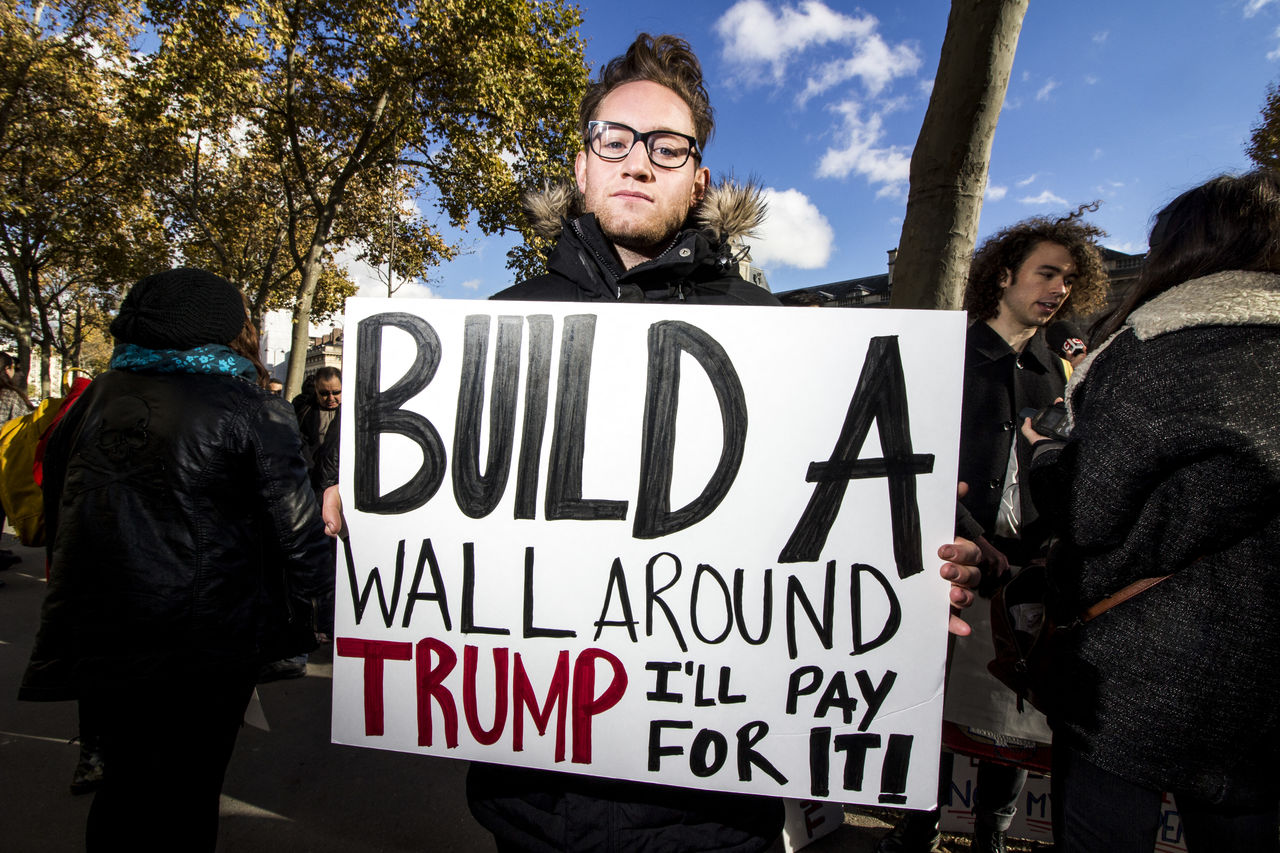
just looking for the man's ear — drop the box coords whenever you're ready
[691,165,710,206]
[574,150,587,193]
[999,268,1013,289]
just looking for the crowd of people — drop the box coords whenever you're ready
[3,30,1276,853]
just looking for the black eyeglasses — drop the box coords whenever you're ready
[586,121,699,169]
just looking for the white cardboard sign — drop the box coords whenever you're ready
[330,298,966,809]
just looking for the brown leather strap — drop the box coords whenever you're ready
[1080,575,1172,623]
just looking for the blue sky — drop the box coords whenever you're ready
[357,0,1279,301]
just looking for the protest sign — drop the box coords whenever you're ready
[331,298,966,809]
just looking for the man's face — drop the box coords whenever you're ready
[997,241,1076,331]
[575,80,710,257]
[315,376,341,410]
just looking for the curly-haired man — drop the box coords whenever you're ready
[958,208,1109,552]
[882,210,1109,853]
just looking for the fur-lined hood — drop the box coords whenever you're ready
[1125,270,1280,340]
[523,178,768,245]
[1067,270,1280,416]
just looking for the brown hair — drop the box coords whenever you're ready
[578,33,714,153]
[1093,169,1280,339]
[964,203,1110,322]
[228,292,269,387]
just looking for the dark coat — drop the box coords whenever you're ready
[492,183,780,308]
[298,402,341,494]
[955,321,1067,562]
[1029,270,1280,808]
[20,369,333,700]
[942,321,1065,744]
[469,182,785,853]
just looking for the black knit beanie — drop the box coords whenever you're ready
[110,268,246,349]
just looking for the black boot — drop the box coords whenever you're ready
[875,809,941,853]
[972,824,1008,853]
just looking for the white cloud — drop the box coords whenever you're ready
[919,78,935,97]
[461,278,482,291]
[1246,0,1278,19]
[798,32,921,102]
[715,0,919,99]
[816,101,912,192]
[338,246,437,299]
[382,280,437,299]
[715,0,876,82]
[1084,74,1099,85]
[336,248,384,296]
[1093,30,1109,44]
[985,184,1008,202]
[1269,26,1280,60]
[1019,190,1068,206]
[750,187,834,270]
[1035,79,1059,101]
[1016,173,1038,187]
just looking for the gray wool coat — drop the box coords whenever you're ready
[1029,270,1280,808]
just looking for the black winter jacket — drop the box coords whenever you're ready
[956,321,1068,563]
[492,183,781,308]
[1029,271,1280,808]
[469,182,785,853]
[298,402,342,495]
[20,369,333,700]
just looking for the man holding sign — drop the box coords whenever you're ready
[447,33,982,853]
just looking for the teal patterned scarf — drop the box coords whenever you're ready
[109,343,259,383]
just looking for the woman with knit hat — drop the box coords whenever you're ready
[20,268,333,851]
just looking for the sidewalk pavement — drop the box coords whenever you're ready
[0,535,906,852]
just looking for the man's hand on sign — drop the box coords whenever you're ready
[322,485,344,538]
[939,537,982,636]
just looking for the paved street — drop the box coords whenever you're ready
[0,536,898,853]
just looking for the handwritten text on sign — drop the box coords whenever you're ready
[330,299,966,808]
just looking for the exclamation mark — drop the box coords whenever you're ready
[878,733,913,804]
[808,727,831,797]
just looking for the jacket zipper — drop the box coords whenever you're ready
[571,219,624,298]
[572,219,685,299]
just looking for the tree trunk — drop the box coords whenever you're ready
[283,242,325,400]
[890,0,1029,310]
[39,336,52,399]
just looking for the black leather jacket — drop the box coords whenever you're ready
[20,369,333,700]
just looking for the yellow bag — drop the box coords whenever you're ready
[0,397,63,546]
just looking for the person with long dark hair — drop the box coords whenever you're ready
[20,268,333,851]
[1024,171,1280,850]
